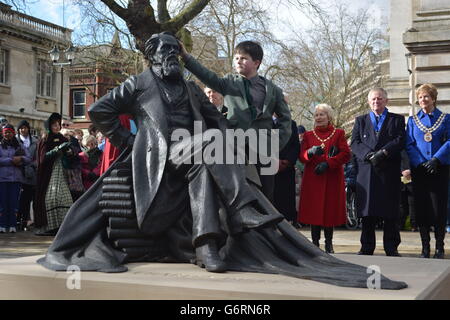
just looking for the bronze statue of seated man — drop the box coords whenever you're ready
[38,32,407,290]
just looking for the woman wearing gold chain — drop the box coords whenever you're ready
[406,83,450,259]
[298,104,351,253]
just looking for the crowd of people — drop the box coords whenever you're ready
[0,114,112,235]
[291,84,449,259]
[0,37,449,263]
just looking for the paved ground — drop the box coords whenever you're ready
[0,226,448,260]
[0,230,53,259]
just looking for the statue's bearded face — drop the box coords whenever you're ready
[153,35,182,80]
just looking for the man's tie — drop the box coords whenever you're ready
[243,78,257,120]
[375,115,381,138]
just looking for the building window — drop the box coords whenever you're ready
[36,59,55,98]
[73,90,86,118]
[0,49,8,85]
[30,128,38,137]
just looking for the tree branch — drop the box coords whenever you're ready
[100,0,128,20]
[157,0,171,22]
[162,0,211,31]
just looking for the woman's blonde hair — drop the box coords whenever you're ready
[82,135,98,148]
[73,128,84,137]
[416,83,438,107]
[314,103,334,126]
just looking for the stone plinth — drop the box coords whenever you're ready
[0,254,448,300]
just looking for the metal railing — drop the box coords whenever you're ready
[0,6,71,42]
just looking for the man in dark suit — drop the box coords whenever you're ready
[351,87,405,256]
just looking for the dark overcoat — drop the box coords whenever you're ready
[274,120,300,221]
[33,132,69,227]
[351,112,405,219]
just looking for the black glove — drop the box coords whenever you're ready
[328,145,339,158]
[422,158,440,175]
[57,141,71,152]
[314,161,329,175]
[121,134,135,151]
[364,152,375,162]
[368,150,387,167]
[307,146,324,158]
[45,143,69,160]
[44,148,58,160]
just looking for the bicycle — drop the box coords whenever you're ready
[345,185,359,230]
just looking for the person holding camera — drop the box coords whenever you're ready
[298,104,351,253]
[33,113,74,236]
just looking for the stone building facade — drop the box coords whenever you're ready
[342,0,450,130]
[384,0,413,116]
[68,32,142,130]
[403,0,450,114]
[0,2,72,134]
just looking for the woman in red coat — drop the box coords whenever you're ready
[298,104,351,253]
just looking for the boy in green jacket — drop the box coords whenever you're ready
[179,40,292,202]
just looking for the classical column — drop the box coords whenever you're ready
[403,0,450,113]
[385,0,414,116]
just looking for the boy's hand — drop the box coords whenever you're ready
[178,40,189,61]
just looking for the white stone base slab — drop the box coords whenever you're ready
[0,254,448,300]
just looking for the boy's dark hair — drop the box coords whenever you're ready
[235,41,264,65]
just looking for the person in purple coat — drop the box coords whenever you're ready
[0,124,30,233]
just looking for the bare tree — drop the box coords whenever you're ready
[67,0,214,99]
[186,0,321,77]
[0,0,38,12]
[187,0,276,75]
[267,3,386,128]
[72,0,211,54]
